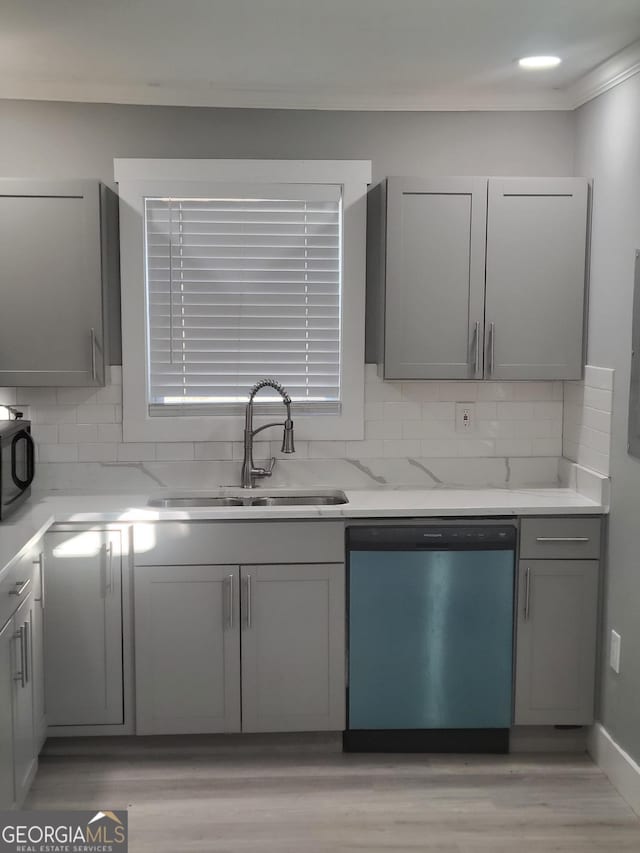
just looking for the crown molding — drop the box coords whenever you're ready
[0,77,572,112]
[1,40,639,112]
[568,38,640,108]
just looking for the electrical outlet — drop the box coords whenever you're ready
[455,403,475,433]
[610,630,622,674]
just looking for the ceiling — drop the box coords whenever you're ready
[2,0,640,110]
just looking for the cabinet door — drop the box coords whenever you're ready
[0,180,107,386]
[515,560,598,725]
[134,565,240,735]
[12,594,36,806]
[31,550,47,747]
[241,564,345,733]
[44,529,123,726]
[0,619,15,809]
[485,178,588,380]
[384,177,487,379]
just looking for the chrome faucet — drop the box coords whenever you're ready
[241,378,295,488]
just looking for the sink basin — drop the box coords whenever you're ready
[250,495,347,507]
[147,490,348,508]
[148,496,246,508]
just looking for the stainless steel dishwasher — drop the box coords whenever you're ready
[345,523,517,753]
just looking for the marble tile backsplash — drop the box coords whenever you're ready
[1,364,566,492]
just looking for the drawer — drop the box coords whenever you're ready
[520,517,602,560]
[134,520,345,566]
[0,545,39,630]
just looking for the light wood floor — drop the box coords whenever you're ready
[26,743,640,852]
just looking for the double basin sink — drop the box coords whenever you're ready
[148,489,348,509]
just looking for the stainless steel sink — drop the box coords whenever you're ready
[147,490,348,508]
[250,495,347,507]
[148,496,246,508]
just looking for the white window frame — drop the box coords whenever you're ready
[115,159,371,442]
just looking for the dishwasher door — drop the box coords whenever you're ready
[347,525,515,750]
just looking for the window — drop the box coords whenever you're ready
[145,189,341,413]
[115,160,371,441]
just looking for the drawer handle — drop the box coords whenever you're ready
[535,537,590,543]
[9,579,31,597]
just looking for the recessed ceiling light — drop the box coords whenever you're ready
[518,55,562,70]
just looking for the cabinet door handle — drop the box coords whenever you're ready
[244,574,252,630]
[33,553,45,609]
[225,574,234,630]
[14,627,25,688]
[524,566,531,621]
[471,321,480,375]
[9,579,31,597]
[488,322,496,376]
[23,620,29,684]
[90,328,97,382]
[535,537,590,543]
[104,541,114,595]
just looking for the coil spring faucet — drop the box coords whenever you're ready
[241,378,295,488]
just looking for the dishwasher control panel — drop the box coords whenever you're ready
[347,524,517,550]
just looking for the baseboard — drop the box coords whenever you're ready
[41,732,343,757]
[510,725,588,753]
[588,723,640,817]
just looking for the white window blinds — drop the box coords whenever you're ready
[144,187,342,414]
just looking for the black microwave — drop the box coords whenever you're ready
[0,419,35,520]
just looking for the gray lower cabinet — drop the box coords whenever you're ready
[31,549,47,748]
[485,178,589,380]
[240,564,346,733]
[44,529,123,727]
[133,561,345,735]
[371,175,588,380]
[134,564,241,735]
[0,618,15,807]
[1,594,38,809]
[0,180,117,386]
[514,559,599,725]
[0,550,43,809]
[12,593,37,805]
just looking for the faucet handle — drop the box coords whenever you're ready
[254,457,276,479]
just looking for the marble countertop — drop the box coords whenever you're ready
[0,485,604,578]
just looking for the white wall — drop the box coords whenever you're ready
[575,73,640,763]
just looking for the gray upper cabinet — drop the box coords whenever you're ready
[379,177,487,379]
[0,180,117,386]
[485,178,589,380]
[371,176,589,381]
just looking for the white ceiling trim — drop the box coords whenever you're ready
[0,77,574,111]
[567,38,640,107]
[1,39,639,112]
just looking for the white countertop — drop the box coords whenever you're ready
[0,486,604,577]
